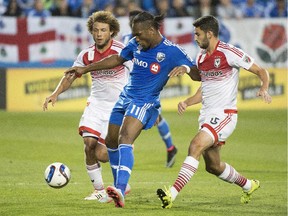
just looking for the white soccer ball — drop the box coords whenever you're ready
[44,162,71,188]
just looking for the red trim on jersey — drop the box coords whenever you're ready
[79,126,101,137]
[224,109,238,114]
[202,123,218,143]
[218,42,243,58]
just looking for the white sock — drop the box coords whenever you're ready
[86,163,105,191]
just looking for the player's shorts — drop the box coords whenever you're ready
[109,94,160,130]
[78,99,113,145]
[198,109,238,146]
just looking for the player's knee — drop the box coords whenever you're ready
[84,138,97,153]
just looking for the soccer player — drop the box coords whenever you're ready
[123,10,178,168]
[64,11,200,207]
[43,11,131,203]
[156,15,272,209]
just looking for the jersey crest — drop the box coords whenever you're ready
[214,57,221,68]
[156,52,165,62]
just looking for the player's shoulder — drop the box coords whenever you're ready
[77,44,95,57]
[217,41,244,58]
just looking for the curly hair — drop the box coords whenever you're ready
[87,11,120,38]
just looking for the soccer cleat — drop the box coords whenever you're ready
[106,186,125,208]
[241,179,260,204]
[125,183,131,195]
[84,190,113,203]
[166,146,177,168]
[156,187,173,209]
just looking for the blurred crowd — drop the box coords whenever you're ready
[0,0,287,18]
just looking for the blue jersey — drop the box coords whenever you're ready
[120,37,195,102]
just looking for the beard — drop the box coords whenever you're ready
[199,36,209,49]
[96,37,110,50]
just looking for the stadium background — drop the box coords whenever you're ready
[0,16,286,111]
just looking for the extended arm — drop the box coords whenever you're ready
[247,63,272,104]
[169,65,201,81]
[64,54,126,76]
[43,72,77,111]
[178,87,202,115]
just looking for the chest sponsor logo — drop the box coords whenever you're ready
[150,63,161,74]
[134,58,148,68]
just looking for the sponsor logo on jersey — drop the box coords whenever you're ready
[214,57,221,68]
[150,63,161,74]
[201,71,223,77]
[91,70,116,78]
[134,58,148,68]
[156,52,165,62]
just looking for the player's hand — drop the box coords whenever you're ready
[257,88,272,104]
[43,94,57,111]
[168,66,187,77]
[64,66,85,76]
[178,101,187,115]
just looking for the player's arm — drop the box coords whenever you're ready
[64,54,126,76]
[43,72,77,111]
[178,87,202,115]
[169,65,201,81]
[247,63,272,104]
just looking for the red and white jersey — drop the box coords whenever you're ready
[196,41,254,112]
[73,40,128,111]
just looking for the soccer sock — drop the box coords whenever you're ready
[171,156,199,201]
[157,118,173,150]
[218,163,251,190]
[107,147,119,187]
[86,163,104,191]
[117,144,134,196]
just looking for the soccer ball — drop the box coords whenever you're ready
[44,162,71,188]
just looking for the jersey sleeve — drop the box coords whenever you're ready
[173,45,196,67]
[225,45,254,70]
[72,49,86,67]
[120,40,135,61]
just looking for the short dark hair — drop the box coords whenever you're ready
[193,15,219,37]
[133,11,165,30]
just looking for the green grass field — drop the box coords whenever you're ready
[0,110,286,216]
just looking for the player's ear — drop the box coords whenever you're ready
[207,31,213,39]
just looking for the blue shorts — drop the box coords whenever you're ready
[109,94,160,130]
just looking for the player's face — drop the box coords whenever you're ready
[194,27,209,49]
[92,22,112,50]
[132,23,154,50]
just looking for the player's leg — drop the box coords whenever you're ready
[83,136,112,203]
[157,130,213,208]
[203,146,260,204]
[157,114,177,168]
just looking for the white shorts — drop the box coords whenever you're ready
[78,99,113,145]
[198,109,238,146]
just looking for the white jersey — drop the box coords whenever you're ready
[196,41,254,113]
[73,40,128,115]
[73,40,129,142]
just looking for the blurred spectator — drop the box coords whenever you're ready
[170,0,189,17]
[3,0,23,16]
[94,0,114,10]
[113,0,128,16]
[139,0,156,14]
[73,0,96,18]
[240,0,265,18]
[43,0,53,10]
[154,0,173,16]
[127,0,142,13]
[51,0,74,16]
[27,0,52,17]
[217,0,242,19]
[193,0,217,19]
[186,0,198,16]
[268,0,287,17]
[67,0,82,13]
[17,0,34,15]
